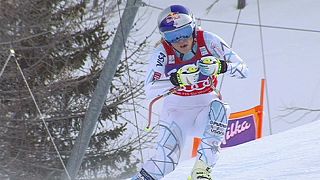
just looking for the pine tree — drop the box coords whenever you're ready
[0,0,148,179]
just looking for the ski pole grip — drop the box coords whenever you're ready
[144,126,152,132]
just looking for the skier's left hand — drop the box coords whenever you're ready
[198,56,228,76]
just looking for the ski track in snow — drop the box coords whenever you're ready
[163,120,320,180]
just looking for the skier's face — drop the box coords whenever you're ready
[171,37,194,54]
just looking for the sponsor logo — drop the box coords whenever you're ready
[225,120,251,142]
[210,121,227,136]
[178,78,211,92]
[199,46,209,56]
[166,13,180,23]
[174,78,213,96]
[156,52,166,67]
[152,72,161,81]
[168,55,175,64]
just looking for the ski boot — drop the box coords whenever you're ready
[131,168,155,180]
[188,159,212,180]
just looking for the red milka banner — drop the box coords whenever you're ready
[192,79,265,157]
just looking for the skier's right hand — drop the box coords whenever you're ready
[169,64,200,87]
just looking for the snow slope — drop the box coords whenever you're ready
[163,120,320,180]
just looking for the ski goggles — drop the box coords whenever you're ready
[163,24,193,43]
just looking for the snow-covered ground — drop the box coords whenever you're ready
[164,120,320,180]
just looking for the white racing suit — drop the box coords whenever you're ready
[134,30,248,180]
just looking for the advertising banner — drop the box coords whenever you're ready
[191,79,265,157]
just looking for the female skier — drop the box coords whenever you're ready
[132,4,248,180]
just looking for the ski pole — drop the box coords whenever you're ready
[145,87,178,132]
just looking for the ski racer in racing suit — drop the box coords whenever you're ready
[132,4,248,180]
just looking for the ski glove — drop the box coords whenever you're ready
[170,64,200,87]
[198,56,228,76]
